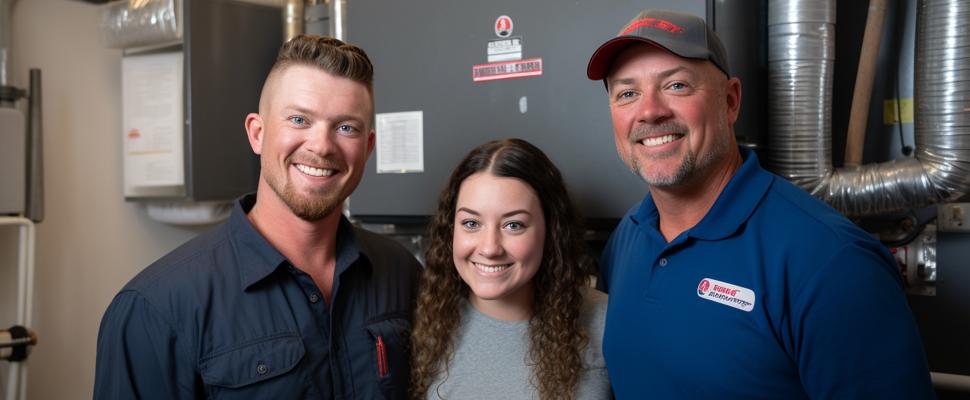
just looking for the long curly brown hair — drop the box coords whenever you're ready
[410,138,594,399]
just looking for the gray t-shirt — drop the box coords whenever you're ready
[426,287,611,399]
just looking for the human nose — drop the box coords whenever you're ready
[636,90,673,124]
[477,227,505,258]
[304,127,336,156]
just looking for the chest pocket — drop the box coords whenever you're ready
[200,334,309,398]
[365,316,411,400]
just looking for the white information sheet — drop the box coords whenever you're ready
[376,111,424,173]
[122,51,184,193]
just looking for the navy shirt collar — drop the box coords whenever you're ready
[632,147,773,241]
[229,194,365,290]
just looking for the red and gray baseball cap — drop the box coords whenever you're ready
[586,9,730,81]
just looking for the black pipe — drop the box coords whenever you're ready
[25,68,42,223]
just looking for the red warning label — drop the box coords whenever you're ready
[472,58,543,82]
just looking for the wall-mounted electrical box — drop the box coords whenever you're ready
[106,0,281,202]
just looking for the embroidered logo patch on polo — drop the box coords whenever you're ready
[696,278,756,312]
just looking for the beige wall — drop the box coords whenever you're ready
[1,0,215,397]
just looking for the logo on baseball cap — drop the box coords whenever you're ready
[586,9,730,81]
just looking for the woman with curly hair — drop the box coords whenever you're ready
[410,138,611,399]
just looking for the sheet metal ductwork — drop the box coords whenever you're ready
[767,0,970,217]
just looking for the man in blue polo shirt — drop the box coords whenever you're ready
[587,9,935,399]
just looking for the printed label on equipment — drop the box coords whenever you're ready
[487,37,522,63]
[472,58,542,82]
[696,278,756,312]
[884,98,914,125]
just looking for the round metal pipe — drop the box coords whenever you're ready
[26,68,43,223]
[283,0,304,41]
[931,372,970,393]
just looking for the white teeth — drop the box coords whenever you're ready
[295,164,335,177]
[640,134,681,147]
[473,262,511,273]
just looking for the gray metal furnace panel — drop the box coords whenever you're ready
[910,230,970,376]
[184,0,281,201]
[347,0,706,220]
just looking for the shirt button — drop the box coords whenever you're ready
[309,293,320,303]
[658,258,668,267]
[256,363,269,375]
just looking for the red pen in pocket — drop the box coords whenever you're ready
[376,335,388,378]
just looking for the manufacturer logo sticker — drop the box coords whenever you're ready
[495,15,513,38]
[696,278,756,312]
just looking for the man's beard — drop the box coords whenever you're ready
[632,148,697,188]
[271,181,342,221]
[265,156,346,221]
[626,119,730,188]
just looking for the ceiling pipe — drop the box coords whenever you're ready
[283,0,304,42]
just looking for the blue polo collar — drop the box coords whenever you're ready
[631,147,774,241]
[230,194,363,290]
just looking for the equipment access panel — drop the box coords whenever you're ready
[346,0,708,221]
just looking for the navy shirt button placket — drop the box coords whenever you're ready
[256,362,269,375]
[658,258,668,267]
[309,293,320,303]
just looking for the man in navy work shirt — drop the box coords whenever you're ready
[586,9,935,399]
[94,35,421,399]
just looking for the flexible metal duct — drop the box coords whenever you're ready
[766,0,835,191]
[767,0,970,217]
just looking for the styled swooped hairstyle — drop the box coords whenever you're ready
[271,34,373,93]
[260,34,375,115]
[410,138,594,399]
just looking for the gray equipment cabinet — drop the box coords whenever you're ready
[345,0,761,224]
[121,0,281,201]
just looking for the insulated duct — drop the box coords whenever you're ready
[767,0,970,217]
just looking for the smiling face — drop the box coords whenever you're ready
[245,64,375,221]
[607,44,740,189]
[452,172,546,320]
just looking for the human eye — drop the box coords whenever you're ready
[460,219,480,230]
[503,221,527,232]
[336,123,361,136]
[287,115,309,127]
[667,81,691,92]
[612,89,638,105]
[615,90,636,100]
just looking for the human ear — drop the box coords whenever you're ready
[244,113,264,155]
[725,77,742,125]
